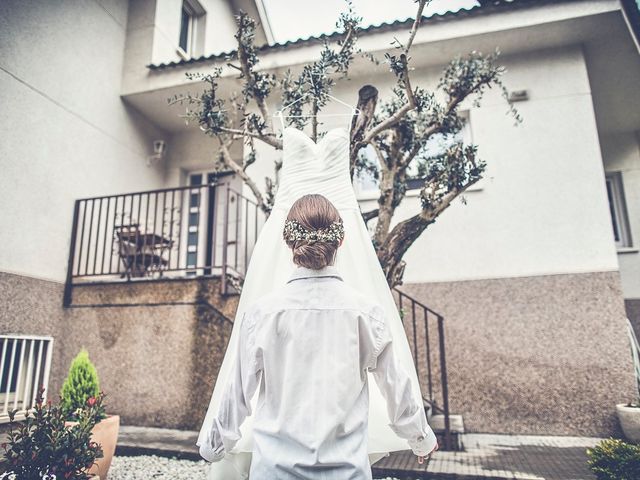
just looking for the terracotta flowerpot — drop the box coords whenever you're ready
[616,404,640,443]
[66,415,120,480]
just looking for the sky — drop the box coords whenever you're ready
[262,0,480,44]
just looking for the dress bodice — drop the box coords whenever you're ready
[272,127,360,212]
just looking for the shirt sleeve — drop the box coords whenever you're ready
[367,306,438,457]
[199,310,263,462]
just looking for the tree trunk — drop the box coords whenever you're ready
[378,213,434,287]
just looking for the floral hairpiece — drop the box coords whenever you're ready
[283,219,345,244]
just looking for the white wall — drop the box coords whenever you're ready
[0,0,167,282]
[245,44,620,284]
[602,131,640,298]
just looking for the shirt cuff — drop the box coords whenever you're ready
[199,442,225,462]
[407,429,438,456]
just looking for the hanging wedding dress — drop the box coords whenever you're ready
[198,125,427,479]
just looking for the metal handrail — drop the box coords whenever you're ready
[393,287,451,450]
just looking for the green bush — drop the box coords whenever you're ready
[587,438,640,480]
[1,388,104,479]
[60,349,104,421]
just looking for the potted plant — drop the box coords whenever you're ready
[617,320,640,443]
[61,349,119,480]
[1,388,104,479]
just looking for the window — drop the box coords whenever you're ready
[605,171,633,249]
[354,114,475,198]
[178,0,205,58]
[179,5,192,53]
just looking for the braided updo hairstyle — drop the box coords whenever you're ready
[284,194,344,270]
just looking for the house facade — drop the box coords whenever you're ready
[1,0,639,438]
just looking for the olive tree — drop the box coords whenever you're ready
[170,0,520,287]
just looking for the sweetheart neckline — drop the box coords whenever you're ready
[283,126,349,146]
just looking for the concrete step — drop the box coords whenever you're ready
[116,425,200,461]
[430,414,465,433]
[430,414,465,451]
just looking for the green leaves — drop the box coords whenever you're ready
[277,4,362,130]
[587,438,640,480]
[1,389,105,480]
[418,143,485,213]
[440,49,522,125]
[356,49,510,225]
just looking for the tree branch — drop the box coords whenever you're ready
[349,85,379,179]
[377,170,482,287]
[218,139,270,214]
[236,18,274,137]
[218,127,282,150]
[311,98,319,143]
[360,1,428,145]
[339,24,356,57]
[362,209,379,222]
[405,0,428,54]
[397,74,495,170]
[361,61,416,145]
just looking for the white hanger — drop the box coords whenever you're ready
[273,74,361,130]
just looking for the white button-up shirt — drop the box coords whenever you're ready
[200,265,437,479]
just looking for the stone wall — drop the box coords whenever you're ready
[0,271,238,430]
[1,269,634,436]
[401,270,635,437]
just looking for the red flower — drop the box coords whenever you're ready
[87,396,97,407]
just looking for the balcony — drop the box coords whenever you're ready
[63,178,265,306]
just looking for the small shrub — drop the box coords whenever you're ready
[587,438,640,480]
[0,388,104,479]
[60,349,105,421]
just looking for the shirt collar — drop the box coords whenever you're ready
[287,264,343,283]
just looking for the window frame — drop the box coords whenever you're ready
[177,0,205,59]
[605,171,633,249]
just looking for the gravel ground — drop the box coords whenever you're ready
[109,455,209,479]
[109,455,407,479]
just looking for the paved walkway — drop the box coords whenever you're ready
[373,434,601,479]
[115,426,601,479]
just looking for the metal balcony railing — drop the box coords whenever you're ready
[63,181,266,305]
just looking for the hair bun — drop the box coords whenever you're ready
[284,194,343,270]
[292,241,336,270]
